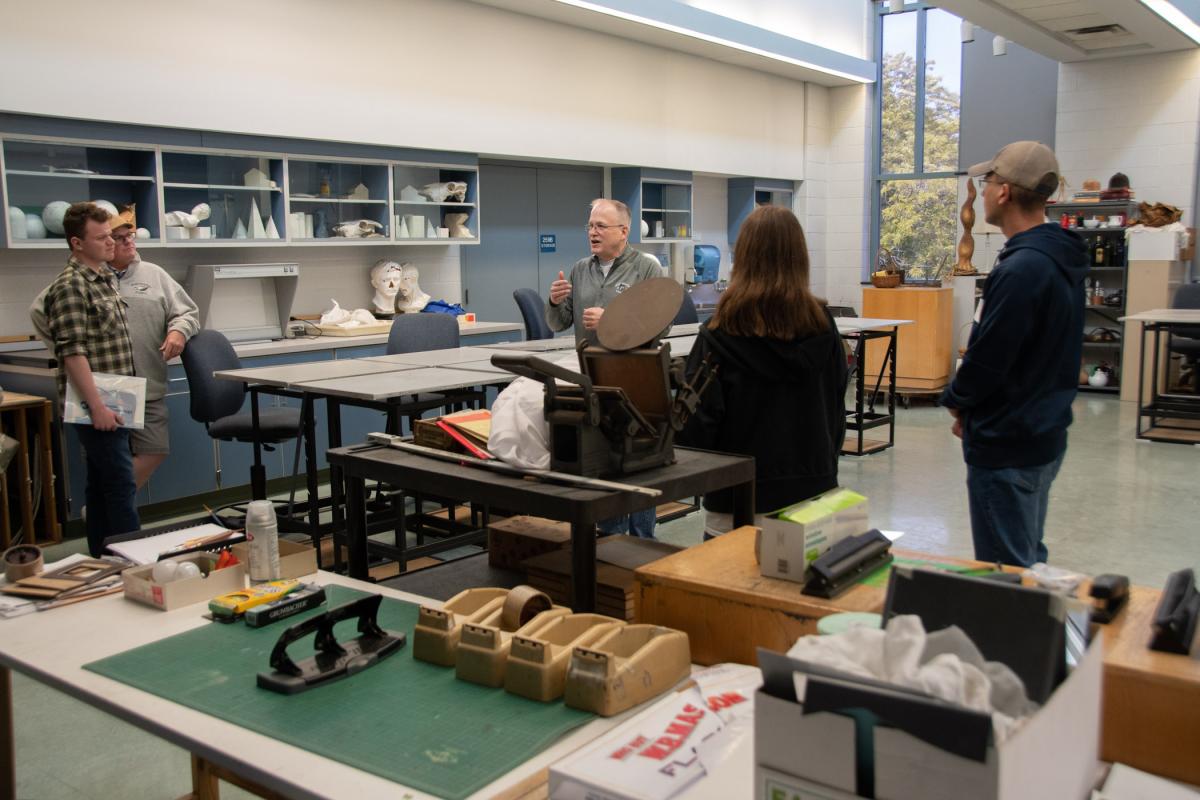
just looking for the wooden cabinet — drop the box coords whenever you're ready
[862,286,953,392]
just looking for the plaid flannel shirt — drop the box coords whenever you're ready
[44,256,135,403]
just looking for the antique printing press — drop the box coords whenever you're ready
[491,278,716,478]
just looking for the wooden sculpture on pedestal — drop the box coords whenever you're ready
[955,177,979,276]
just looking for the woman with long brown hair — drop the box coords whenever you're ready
[679,205,847,536]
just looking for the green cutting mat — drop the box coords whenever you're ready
[85,586,592,799]
[860,557,984,588]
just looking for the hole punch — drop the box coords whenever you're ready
[257,594,406,694]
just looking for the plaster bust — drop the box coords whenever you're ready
[395,264,431,314]
[369,260,405,314]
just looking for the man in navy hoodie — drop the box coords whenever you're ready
[941,141,1088,567]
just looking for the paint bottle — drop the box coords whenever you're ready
[246,500,281,582]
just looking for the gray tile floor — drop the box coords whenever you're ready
[9,394,1199,798]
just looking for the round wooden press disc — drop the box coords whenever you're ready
[597,277,683,351]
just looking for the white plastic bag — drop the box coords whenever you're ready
[64,372,146,429]
[488,351,579,470]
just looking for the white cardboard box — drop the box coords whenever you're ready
[1127,228,1182,261]
[756,489,869,583]
[122,553,246,611]
[753,635,1103,800]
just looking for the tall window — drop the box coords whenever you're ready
[873,3,961,279]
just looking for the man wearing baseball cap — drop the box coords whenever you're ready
[33,207,200,491]
[941,141,1088,567]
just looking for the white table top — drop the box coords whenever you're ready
[835,317,914,333]
[213,359,417,388]
[361,346,532,368]
[479,338,577,352]
[0,571,623,800]
[293,366,510,402]
[1119,308,1200,323]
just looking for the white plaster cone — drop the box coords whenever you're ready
[266,216,280,239]
[249,197,267,239]
[233,218,248,239]
[397,217,410,238]
[425,221,436,238]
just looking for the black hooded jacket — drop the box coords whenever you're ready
[678,308,847,513]
[941,222,1089,468]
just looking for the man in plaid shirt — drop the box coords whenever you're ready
[43,202,139,555]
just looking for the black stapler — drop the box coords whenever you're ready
[1149,568,1199,655]
[802,529,893,599]
[1089,573,1129,624]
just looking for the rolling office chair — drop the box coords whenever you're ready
[513,288,554,340]
[179,329,303,500]
[1169,282,1200,390]
[672,292,699,325]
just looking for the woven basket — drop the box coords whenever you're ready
[871,273,901,289]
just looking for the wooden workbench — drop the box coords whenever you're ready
[635,527,1200,785]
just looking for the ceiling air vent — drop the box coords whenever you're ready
[1064,23,1127,38]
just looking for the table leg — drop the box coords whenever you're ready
[345,474,370,580]
[300,395,322,567]
[731,479,755,529]
[327,398,345,572]
[38,400,60,542]
[249,388,266,501]
[571,520,596,613]
[1,665,15,800]
[15,408,35,545]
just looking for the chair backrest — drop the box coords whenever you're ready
[672,292,699,325]
[1171,282,1200,340]
[513,288,554,340]
[387,312,460,354]
[827,305,858,319]
[180,329,245,424]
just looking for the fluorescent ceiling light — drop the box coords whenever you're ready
[547,0,873,83]
[1140,0,1200,45]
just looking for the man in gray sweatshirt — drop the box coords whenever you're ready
[544,198,663,537]
[545,198,662,345]
[32,209,200,488]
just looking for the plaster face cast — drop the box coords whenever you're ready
[163,205,210,229]
[418,181,468,203]
[394,264,431,314]
[332,219,384,238]
[369,259,406,314]
[445,212,472,238]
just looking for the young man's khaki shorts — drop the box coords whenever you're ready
[129,398,170,455]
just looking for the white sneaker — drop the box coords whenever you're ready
[80,505,87,521]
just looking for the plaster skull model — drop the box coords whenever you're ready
[369,259,406,314]
[445,212,472,238]
[332,219,385,238]
[417,181,468,203]
[394,264,431,314]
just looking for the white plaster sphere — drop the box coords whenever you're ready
[7,206,27,239]
[24,214,47,239]
[92,199,119,219]
[135,227,151,240]
[42,200,71,235]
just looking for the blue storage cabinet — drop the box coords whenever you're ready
[611,168,693,244]
[727,177,794,245]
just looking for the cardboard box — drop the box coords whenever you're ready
[756,488,869,583]
[1128,228,1183,261]
[488,515,570,570]
[122,553,246,611]
[756,766,859,800]
[230,538,317,580]
[753,569,1103,800]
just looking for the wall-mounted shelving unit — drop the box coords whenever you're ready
[727,177,794,244]
[611,167,692,244]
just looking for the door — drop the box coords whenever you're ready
[461,163,601,327]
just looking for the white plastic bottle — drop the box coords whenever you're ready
[245,500,281,582]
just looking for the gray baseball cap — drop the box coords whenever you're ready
[967,141,1060,197]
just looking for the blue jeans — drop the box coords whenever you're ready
[596,507,657,539]
[966,452,1064,567]
[74,426,139,556]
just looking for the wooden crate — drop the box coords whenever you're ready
[487,515,570,570]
